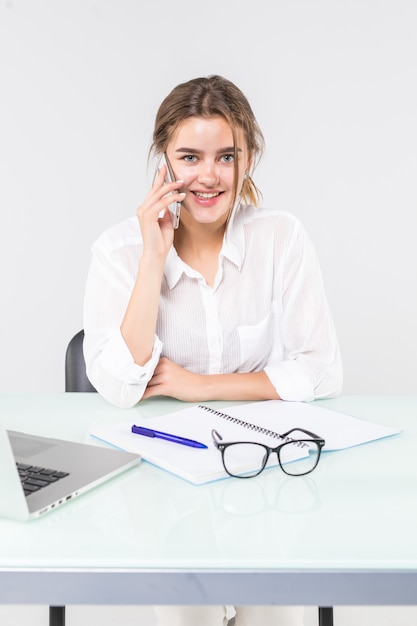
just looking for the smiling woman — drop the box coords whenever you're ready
[82,72,342,626]
[82,77,342,626]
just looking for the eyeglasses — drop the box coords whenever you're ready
[211,428,325,478]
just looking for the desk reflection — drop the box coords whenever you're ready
[120,461,322,564]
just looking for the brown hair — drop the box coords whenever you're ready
[149,75,264,206]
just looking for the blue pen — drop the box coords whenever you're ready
[131,425,208,449]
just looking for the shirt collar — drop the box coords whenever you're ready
[164,205,249,290]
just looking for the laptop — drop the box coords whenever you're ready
[0,418,141,521]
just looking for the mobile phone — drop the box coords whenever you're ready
[157,153,181,229]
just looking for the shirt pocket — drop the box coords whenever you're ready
[237,310,274,371]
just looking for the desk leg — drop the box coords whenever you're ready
[318,607,334,626]
[49,606,65,626]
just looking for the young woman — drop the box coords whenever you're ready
[83,75,343,625]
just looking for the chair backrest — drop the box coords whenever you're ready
[65,330,96,392]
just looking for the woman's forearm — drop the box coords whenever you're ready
[143,360,281,402]
[202,370,281,401]
[121,254,165,366]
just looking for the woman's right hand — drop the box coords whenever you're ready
[136,165,185,260]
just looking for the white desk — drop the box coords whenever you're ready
[0,393,416,609]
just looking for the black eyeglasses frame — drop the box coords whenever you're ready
[211,427,325,478]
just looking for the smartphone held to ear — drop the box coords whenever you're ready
[157,153,181,229]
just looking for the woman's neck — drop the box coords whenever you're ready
[174,220,226,287]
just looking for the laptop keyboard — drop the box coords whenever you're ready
[16,463,69,497]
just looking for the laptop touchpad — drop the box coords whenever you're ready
[9,433,56,459]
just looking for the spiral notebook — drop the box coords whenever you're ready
[89,400,401,484]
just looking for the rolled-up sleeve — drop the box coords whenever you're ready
[83,220,163,408]
[264,221,343,401]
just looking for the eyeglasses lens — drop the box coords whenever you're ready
[222,442,269,478]
[279,441,320,476]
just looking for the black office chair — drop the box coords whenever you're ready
[65,329,96,392]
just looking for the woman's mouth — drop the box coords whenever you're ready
[192,191,222,199]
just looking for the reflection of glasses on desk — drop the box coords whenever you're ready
[211,428,325,478]
[211,473,322,516]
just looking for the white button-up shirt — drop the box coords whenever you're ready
[83,205,343,408]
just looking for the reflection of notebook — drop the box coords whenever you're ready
[0,418,141,521]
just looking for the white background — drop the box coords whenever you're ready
[1,0,416,396]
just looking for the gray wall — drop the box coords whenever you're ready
[1,0,416,394]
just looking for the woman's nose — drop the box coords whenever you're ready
[198,161,219,186]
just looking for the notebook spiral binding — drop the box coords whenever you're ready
[198,405,306,447]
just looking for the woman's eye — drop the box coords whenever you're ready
[221,154,234,163]
[183,155,197,162]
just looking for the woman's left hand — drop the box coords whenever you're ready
[142,357,206,402]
